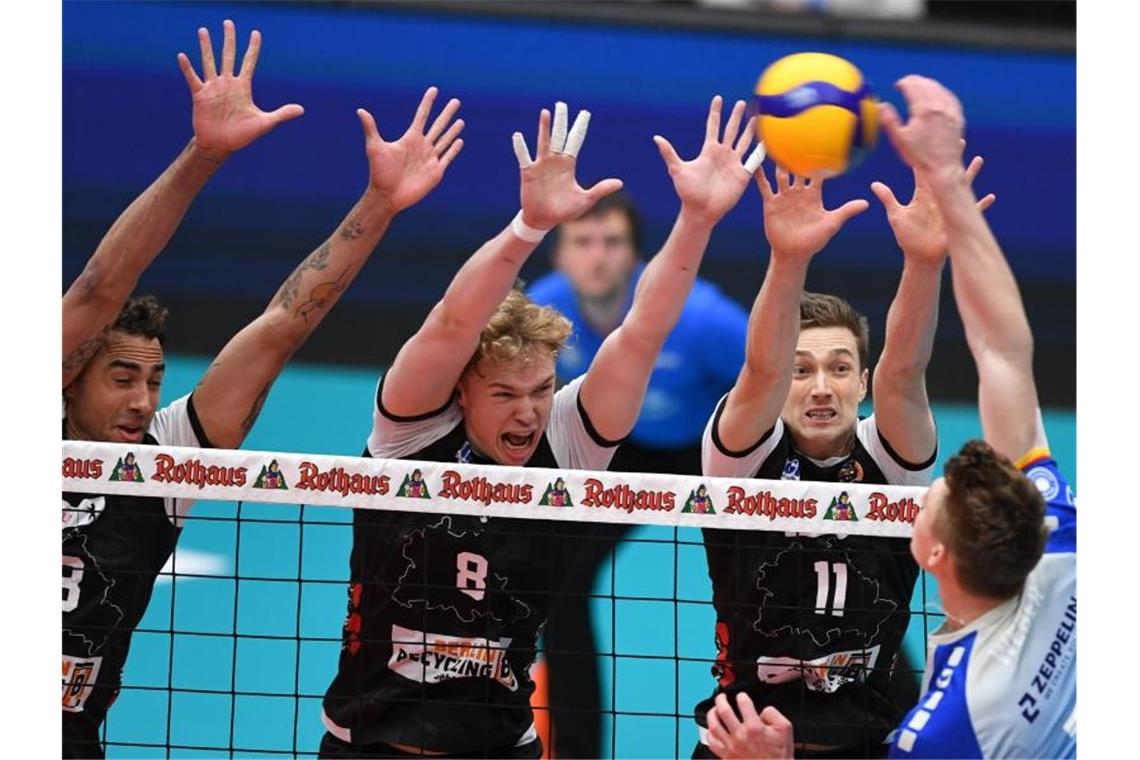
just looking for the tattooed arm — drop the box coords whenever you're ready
[191,87,464,448]
[62,20,303,388]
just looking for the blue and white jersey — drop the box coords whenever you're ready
[890,447,1076,758]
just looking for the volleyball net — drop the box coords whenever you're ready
[62,440,937,758]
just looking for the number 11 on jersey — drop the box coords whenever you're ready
[813,561,848,617]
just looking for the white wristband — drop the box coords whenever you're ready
[511,210,549,243]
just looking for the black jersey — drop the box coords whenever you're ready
[62,395,209,739]
[697,403,935,749]
[321,374,618,754]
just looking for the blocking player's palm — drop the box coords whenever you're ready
[358,87,465,213]
[515,104,623,230]
[177,20,304,161]
[758,168,868,261]
[872,141,995,265]
[654,96,762,224]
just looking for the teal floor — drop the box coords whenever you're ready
[103,355,1076,758]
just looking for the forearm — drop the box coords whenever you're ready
[266,189,395,342]
[578,209,714,440]
[65,139,222,309]
[429,222,538,348]
[193,190,396,448]
[620,208,713,350]
[929,167,1033,362]
[743,255,809,381]
[877,258,943,380]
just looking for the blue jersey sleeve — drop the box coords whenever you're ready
[889,634,984,759]
[1017,450,1075,555]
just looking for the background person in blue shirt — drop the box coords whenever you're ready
[527,190,748,757]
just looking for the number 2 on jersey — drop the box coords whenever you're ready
[813,560,848,617]
[456,552,488,601]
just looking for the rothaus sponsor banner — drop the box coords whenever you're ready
[61,442,925,538]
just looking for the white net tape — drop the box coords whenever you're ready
[62,441,925,537]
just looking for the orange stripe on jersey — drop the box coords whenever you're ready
[1015,447,1052,471]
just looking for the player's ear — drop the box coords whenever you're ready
[858,368,869,401]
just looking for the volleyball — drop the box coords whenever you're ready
[753,52,879,178]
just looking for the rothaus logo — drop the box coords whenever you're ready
[439,470,532,506]
[152,453,248,489]
[296,462,390,498]
[580,478,675,513]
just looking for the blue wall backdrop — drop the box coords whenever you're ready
[63,0,1075,402]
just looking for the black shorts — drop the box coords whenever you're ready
[318,732,543,759]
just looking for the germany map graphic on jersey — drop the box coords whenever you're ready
[252,460,289,490]
[62,531,125,658]
[682,485,716,514]
[109,453,144,483]
[539,478,573,507]
[392,516,532,625]
[823,492,858,522]
[396,470,431,499]
[752,538,897,649]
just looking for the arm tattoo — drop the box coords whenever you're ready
[295,265,352,323]
[340,218,365,241]
[241,382,272,434]
[274,241,332,309]
[63,324,110,374]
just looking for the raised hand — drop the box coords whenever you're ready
[757,167,868,261]
[513,102,623,231]
[871,140,996,265]
[653,95,767,225]
[177,20,304,163]
[357,87,464,214]
[878,75,966,177]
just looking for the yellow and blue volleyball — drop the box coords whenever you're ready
[753,52,878,178]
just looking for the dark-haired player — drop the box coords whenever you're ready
[703,74,1074,760]
[62,21,464,757]
[695,141,993,756]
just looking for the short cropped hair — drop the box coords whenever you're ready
[940,440,1048,599]
[113,295,169,346]
[552,189,643,255]
[466,288,572,371]
[800,292,870,370]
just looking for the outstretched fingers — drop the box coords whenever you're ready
[653,134,682,172]
[535,108,551,157]
[197,26,218,80]
[426,97,461,142]
[267,103,305,126]
[439,138,464,169]
[410,87,439,134]
[964,154,985,185]
[831,198,870,225]
[357,108,382,143]
[584,177,624,203]
[870,180,901,212]
[220,19,237,77]
[239,28,262,79]
[735,116,757,157]
[977,192,997,212]
[705,94,724,143]
[721,99,747,147]
[434,118,465,158]
[177,52,203,93]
